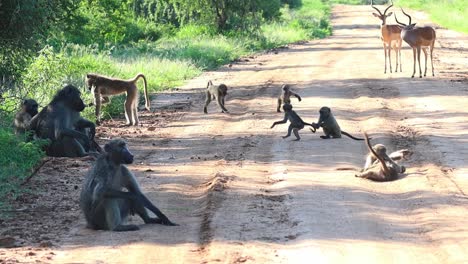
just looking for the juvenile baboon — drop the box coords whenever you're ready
[311,106,365,140]
[271,103,315,141]
[356,133,406,181]
[86,73,150,126]
[204,80,228,114]
[364,145,412,170]
[29,85,97,157]
[80,139,177,231]
[14,99,38,134]
[277,84,302,112]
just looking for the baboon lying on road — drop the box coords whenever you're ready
[14,99,38,134]
[204,80,228,114]
[80,139,177,231]
[29,85,98,157]
[311,106,365,140]
[364,144,412,171]
[271,103,315,141]
[355,133,406,181]
[277,84,301,112]
[86,73,150,126]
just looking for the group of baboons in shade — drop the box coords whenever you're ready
[11,1,424,232]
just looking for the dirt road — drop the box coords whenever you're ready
[2,4,468,264]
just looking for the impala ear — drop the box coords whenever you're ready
[386,12,393,17]
[372,13,380,18]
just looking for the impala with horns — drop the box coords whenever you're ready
[371,0,402,74]
[395,9,436,78]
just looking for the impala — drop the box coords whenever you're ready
[395,9,436,78]
[371,0,402,74]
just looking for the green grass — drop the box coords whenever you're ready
[396,0,468,34]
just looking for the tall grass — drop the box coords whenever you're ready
[396,0,468,34]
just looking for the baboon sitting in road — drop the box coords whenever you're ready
[80,139,177,231]
[86,73,150,126]
[204,80,229,114]
[311,106,365,140]
[29,85,97,157]
[277,84,301,112]
[271,103,315,141]
[355,133,406,181]
[14,99,38,134]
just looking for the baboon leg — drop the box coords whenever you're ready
[131,96,139,126]
[94,93,102,125]
[423,48,428,77]
[412,47,417,78]
[320,127,331,139]
[130,199,161,224]
[282,125,293,139]
[216,95,228,113]
[292,128,301,141]
[355,170,385,181]
[105,199,139,232]
[204,92,211,114]
[49,137,87,157]
[277,98,282,112]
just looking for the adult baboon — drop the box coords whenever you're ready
[277,84,301,112]
[271,103,315,141]
[86,73,150,126]
[204,80,228,114]
[29,85,97,157]
[80,139,177,231]
[14,99,38,134]
[364,144,412,171]
[356,133,406,181]
[311,106,365,140]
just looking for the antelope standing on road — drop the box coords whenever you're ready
[371,0,402,74]
[395,9,436,78]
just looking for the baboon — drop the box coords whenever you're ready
[277,84,302,112]
[14,99,38,134]
[311,106,365,140]
[80,139,177,231]
[270,103,315,141]
[86,73,150,126]
[204,80,228,114]
[29,85,97,157]
[364,144,412,171]
[356,133,406,181]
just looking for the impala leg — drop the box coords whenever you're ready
[417,47,422,78]
[430,41,435,76]
[393,44,399,72]
[398,40,403,72]
[422,48,428,77]
[383,43,388,74]
[411,47,416,78]
[388,43,392,73]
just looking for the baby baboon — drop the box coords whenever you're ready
[14,99,38,134]
[277,84,301,112]
[80,139,177,231]
[204,80,228,114]
[355,133,406,181]
[86,73,150,126]
[29,85,97,157]
[364,145,412,171]
[270,103,315,141]
[311,106,365,140]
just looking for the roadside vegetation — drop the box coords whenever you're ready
[0,0,331,208]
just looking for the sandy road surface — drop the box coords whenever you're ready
[2,4,468,264]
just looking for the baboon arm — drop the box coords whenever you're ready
[75,118,96,139]
[216,96,229,112]
[103,189,138,200]
[293,93,302,101]
[138,194,177,226]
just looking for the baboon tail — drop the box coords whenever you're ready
[342,131,365,140]
[134,73,150,111]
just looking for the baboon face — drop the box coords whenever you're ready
[319,106,330,117]
[282,103,293,112]
[105,139,134,165]
[58,85,86,112]
[86,74,96,91]
[23,99,38,116]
